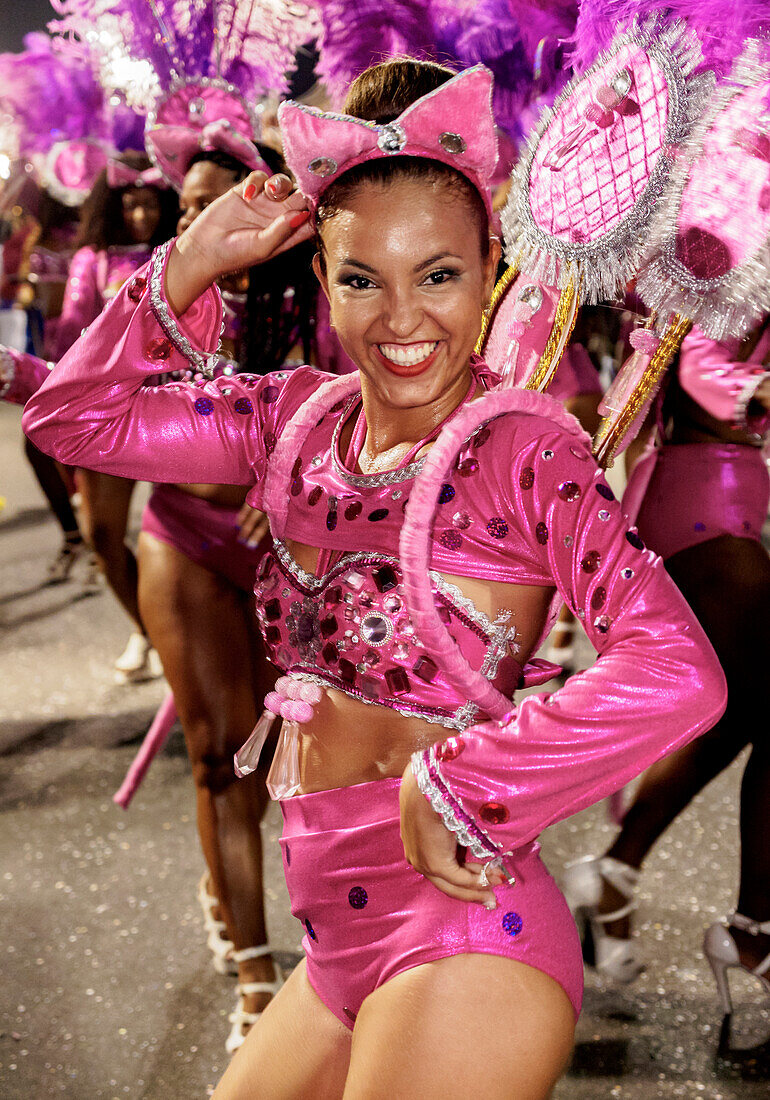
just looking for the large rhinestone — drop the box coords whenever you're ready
[264,599,281,621]
[338,658,356,685]
[479,801,510,825]
[296,613,316,645]
[518,285,543,314]
[360,612,393,647]
[439,131,466,154]
[324,585,342,609]
[377,122,406,153]
[413,655,438,683]
[320,616,338,638]
[308,156,337,176]
[385,668,410,695]
[610,67,632,98]
[373,565,398,592]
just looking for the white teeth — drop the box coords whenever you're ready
[378,341,438,366]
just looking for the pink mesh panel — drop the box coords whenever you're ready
[529,44,669,243]
[678,83,770,274]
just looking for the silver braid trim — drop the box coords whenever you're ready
[0,345,16,399]
[502,19,710,305]
[411,749,499,861]
[147,240,222,380]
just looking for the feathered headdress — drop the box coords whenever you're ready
[49,0,320,187]
[0,32,127,204]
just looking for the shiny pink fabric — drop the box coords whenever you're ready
[54,245,151,358]
[280,777,583,1028]
[629,442,770,561]
[677,326,770,432]
[141,484,268,594]
[1,347,51,406]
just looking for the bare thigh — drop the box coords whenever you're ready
[346,954,575,1100]
[214,959,352,1100]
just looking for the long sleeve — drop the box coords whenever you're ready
[23,241,322,486]
[678,326,770,435]
[412,425,727,860]
[54,246,103,358]
[0,345,52,405]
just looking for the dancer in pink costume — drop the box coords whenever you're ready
[60,153,178,679]
[564,323,770,997]
[24,61,726,1096]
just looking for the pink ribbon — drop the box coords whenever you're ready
[106,160,167,190]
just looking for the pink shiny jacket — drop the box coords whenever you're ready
[23,242,727,857]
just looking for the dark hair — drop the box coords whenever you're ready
[316,58,490,260]
[77,152,179,250]
[189,144,317,372]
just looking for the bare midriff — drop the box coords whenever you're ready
[285,537,555,793]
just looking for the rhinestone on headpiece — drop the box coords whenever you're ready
[610,68,632,99]
[309,156,338,177]
[518,285,543,314]
[439,132,466,155]
[377,123,407,154]
[188,97,206,118]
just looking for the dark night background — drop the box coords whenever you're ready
[1,0,57,53]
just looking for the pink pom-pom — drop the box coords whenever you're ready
[275,676,293,696]
[280,699,314,724]
[628,328,660,354]
[264,691,283,714]
[298,683,324,704]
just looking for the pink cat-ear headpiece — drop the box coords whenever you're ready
[278,65,498,214]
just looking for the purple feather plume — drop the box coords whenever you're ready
[570,0,770,75]
[0,32,107,155]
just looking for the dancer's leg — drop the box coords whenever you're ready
[77,469,142,626]
[138,532,277,1001]
[346,955,574,1100]
[602,536,770,941]
[24,438,81,538]
[214,961,351,1100]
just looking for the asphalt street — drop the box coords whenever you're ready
[2,400,768,1099]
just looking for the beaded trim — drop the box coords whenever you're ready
[291,670,472,731]
[0,345,16,400]
[147,240,221,380]
[330,396,427,488]
[273,540,505,642]
[412,748,500,859]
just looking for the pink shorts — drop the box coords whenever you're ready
[280,777,583,1029]
[629,442,769,561]
[141,483,267,594]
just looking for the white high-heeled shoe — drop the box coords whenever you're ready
[703,913,770,1015]
[225,945,284,1055]
[562,856,644,983]
[197,873,237,976]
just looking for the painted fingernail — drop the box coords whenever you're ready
[289,210,310,228]
[243,183,257,201]
[483,898,497,910]
[265,177,280,196]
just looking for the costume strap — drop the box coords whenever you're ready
[400,384,589,721]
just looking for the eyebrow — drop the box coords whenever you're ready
[339,252,464,275]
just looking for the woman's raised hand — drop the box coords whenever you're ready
[165,172,313,316]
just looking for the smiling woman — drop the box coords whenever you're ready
[22,59,727,1100]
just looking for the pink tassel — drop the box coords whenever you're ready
[234,708,279,778]
[113,691,177,809]
[266,720,302,800]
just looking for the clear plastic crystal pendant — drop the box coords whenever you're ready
[234,709,277,778]
[266,720,302,800]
